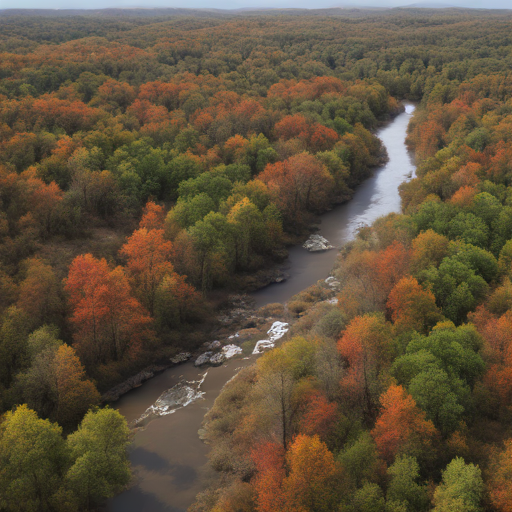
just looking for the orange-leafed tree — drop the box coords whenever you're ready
[449,185,477,208]
[282,434,342,512]
[373,241,411,303]
[338,314,395,420]
[139,201,166,230]
[387,276,443,334]
[65,254,153,366]
[120,227,174,316]
[298,390,338,441]
[251,441,286,512]
[258,153,334,229]
[371,384,438,464]
[488,439,512,512]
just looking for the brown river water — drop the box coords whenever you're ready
[108,103,416,512]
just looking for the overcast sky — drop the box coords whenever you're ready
[1,0,511,12]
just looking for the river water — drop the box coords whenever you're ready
[108,103,416,512]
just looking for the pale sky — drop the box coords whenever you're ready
[1,0,511,12]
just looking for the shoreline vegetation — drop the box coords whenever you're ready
[1,7,512,512]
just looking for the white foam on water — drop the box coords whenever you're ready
[132,371,208,427]
[222,344,243,358]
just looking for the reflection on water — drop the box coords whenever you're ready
[108,103,416,512]
[252,103,416,308]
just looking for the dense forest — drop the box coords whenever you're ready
[1,7,512,512]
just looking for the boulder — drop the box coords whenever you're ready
[303,234,334,252]
[208,340,222,350]
[194,352,213,366]
[209,353,226,366]
[170,352,192,364]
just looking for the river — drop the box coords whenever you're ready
[108,103,416,512]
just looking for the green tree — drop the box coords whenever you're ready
[387,455,429,512]
[66,407,131,510]
[433,457,483,512]
[0,405,68,512]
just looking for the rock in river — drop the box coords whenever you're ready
[303,234,334,252]
[170,352,192,364]
[194,352,213,366]
[209,353,226,366]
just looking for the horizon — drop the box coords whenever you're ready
[1,1,512,12]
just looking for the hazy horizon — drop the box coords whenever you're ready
[1,0,511,11]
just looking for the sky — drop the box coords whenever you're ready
[1,0,511,12]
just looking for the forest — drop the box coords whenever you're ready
[0,6,512,512]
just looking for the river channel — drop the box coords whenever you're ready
[108,103,416,512]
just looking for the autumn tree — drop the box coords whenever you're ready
[371,384,438,464]
[282,435,342,512]
[488,439,512,511]
[387,276,443,334]
[251,441,286,512]
[17,258,62,330]
[65,254,153,366]
[120,226,174,315]
[338,314,395,420]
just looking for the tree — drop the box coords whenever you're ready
[139,200,165,230]
[154,273,204,328]
[188,212,230,292]
[256,348,297,451]
[18,335,100,430]
[409,367,465,436]
[351,483,386,512]
[432,457,483,512]
[387,276,443,334]
[52,345,100,429]
[227,197,265,270]
[120,227,174,315]
[338,432,385,488]
[488,439,512,512]
[17,258,62,330]
[298,389,338,441]
[65,254,153,366]
[387,455,429,512]
[282,434,341,512]
[0,306,30,388]
[0,405,68,512]
[338,314,395,420]
[66,407,131,510]
[251,441,286,512]
[258,153,334,230]
[371,384,437,464]
[411,230,450,272]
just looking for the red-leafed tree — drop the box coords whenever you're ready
[251,441,286,512]
[298,390,338,441]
